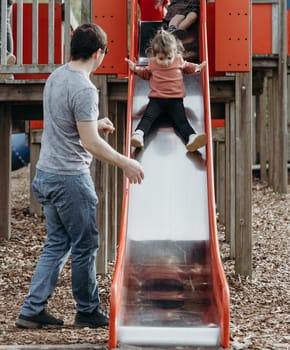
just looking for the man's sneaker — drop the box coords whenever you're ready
[74,306,109,328]
[186,133,207,152]
[15,310,64,329]
[131,130,144,148]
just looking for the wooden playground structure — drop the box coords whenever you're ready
[0,0,289,282]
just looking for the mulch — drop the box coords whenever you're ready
[0,166,289,350]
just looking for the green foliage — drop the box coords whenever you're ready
[70,0,82,24]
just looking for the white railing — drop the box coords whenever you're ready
[0,0,79,75]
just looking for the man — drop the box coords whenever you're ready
[15,23,144,329]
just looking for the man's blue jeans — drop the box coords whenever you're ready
[20,169,100,316]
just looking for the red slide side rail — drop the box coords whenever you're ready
[108,0,138,348]
[200,0,230,348]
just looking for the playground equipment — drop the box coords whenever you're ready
[109,0,230,348]
[0,0,288,328]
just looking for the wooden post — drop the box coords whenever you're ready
[116,102,126,242]
[0,104,12,240]
[225,101,236,258]
[255,76,268,181]
[29,129,43,215]
[267,72,275,187]
[273,0,288,193]
[107,100,118,262]
[288,73,290,159]
[91,74,109,274]
[107,100,127,261]
[219,141,226,226]
[213,129,226,226]
[252,96,257,165]
[235,72,252,277]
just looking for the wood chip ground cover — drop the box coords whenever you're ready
[0,166,289,349]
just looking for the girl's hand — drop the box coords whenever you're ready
[195,60,207,72]
[98,117,115,135]
[125,58,136,72]
[200,61,207,70]
[198,61,207,72]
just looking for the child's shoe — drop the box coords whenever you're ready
[166,25,177,33]
[172,28,187,40]
[186,133,207,152]
[166,25,187,40]
[131,130,144,148]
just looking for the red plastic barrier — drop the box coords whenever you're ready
[30,121,43,129]
[138,0,168,21]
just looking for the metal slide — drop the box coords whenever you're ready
[109,1,230,349]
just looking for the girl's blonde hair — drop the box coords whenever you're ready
[145,29,184,57]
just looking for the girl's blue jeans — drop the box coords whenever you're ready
[20,169,100,316]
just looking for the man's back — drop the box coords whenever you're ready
[37,63,98,175]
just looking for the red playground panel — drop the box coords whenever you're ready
[211,119,225,129]
[138,0,168,21]
[30,121,43,129]
[252,4,272,55]
[206,2,224,77]
[12,3,62,80]
[288,6,290,56]
[215,0,250,72]
[92,0,128,76]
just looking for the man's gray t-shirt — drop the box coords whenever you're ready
[37,63,99,175]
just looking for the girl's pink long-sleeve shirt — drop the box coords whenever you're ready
[136,55,199,98]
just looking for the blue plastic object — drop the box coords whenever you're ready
[11,133,30,171]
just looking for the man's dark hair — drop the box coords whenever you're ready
[70,23,107,60]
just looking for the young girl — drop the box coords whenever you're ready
[125,30,207,152]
